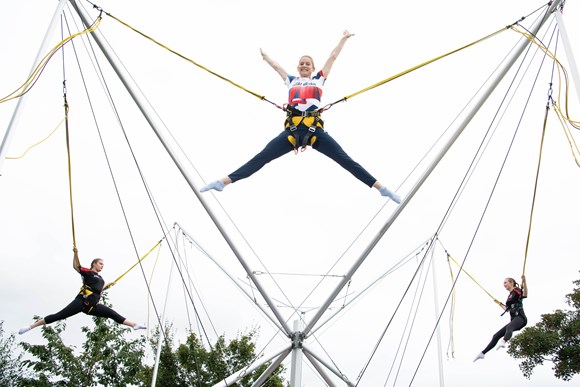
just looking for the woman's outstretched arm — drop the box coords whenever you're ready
[72,247,81,273]
[260,49,288,80]
[320,30,355,77]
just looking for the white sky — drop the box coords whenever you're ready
[1,0,579,386]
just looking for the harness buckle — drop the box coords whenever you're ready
[285,105,320,118]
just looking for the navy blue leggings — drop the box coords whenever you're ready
[482,314,527,354]
[44,294,126,325]
[228,126,377,187]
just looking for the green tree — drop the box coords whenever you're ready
[139,323,188,386]
[141,325,288,386]
[508,276,580,381]
[17,306,288,386]
[20,298,147,386]
[19,319,84,386]
[80,311,147,386]
[0,321,27,385]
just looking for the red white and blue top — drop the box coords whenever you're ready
[285,71,325,112]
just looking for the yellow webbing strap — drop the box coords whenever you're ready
[103,11,266,102]
[553,103,580,167]
[0,17,102,104]
[64,97,77,249]
[106,240,162,289]
[79,285,94,297]
[510,25,579,132]
[5,117,65,160]
[522,103,549,276]
[341,27,508,101]
[447,254,504,309]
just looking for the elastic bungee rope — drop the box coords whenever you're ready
[93,1,517,114]
[447,253,504,308]
[0,15,102,104]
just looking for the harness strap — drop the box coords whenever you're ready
[300,126,317,151]
[502,288,524,316]
[79,284,100,298]
[287,127,300,154]
[285,105,322,118]
[79,285,100,314]
[284,106,323,151]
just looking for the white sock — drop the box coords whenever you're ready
[473,352,485,362]
[18,326,31,335]
[496,338,507,350]
[379,186,402,203]
[200,180,226,192]
[133,324,146,330]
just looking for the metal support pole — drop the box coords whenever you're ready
[302,345,355,387]
[304,0,563,337]
[174,222,281,329]
[250,349,291,387]
[303,350,338,387]
[431,254,444,387]
[555,7,580,105]
[290,319,304,386]
[209,345,290,387]
[311,239,431,336]
[68,0,291,335]
[151,259,175,386]
[0,0,69,174]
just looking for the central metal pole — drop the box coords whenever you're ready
[289,319,304,386]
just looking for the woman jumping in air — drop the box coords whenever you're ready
[474,274,528,361]
[201,31,401,203]
[19,248,146,334]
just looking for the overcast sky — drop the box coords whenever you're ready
[1,1,579,386]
